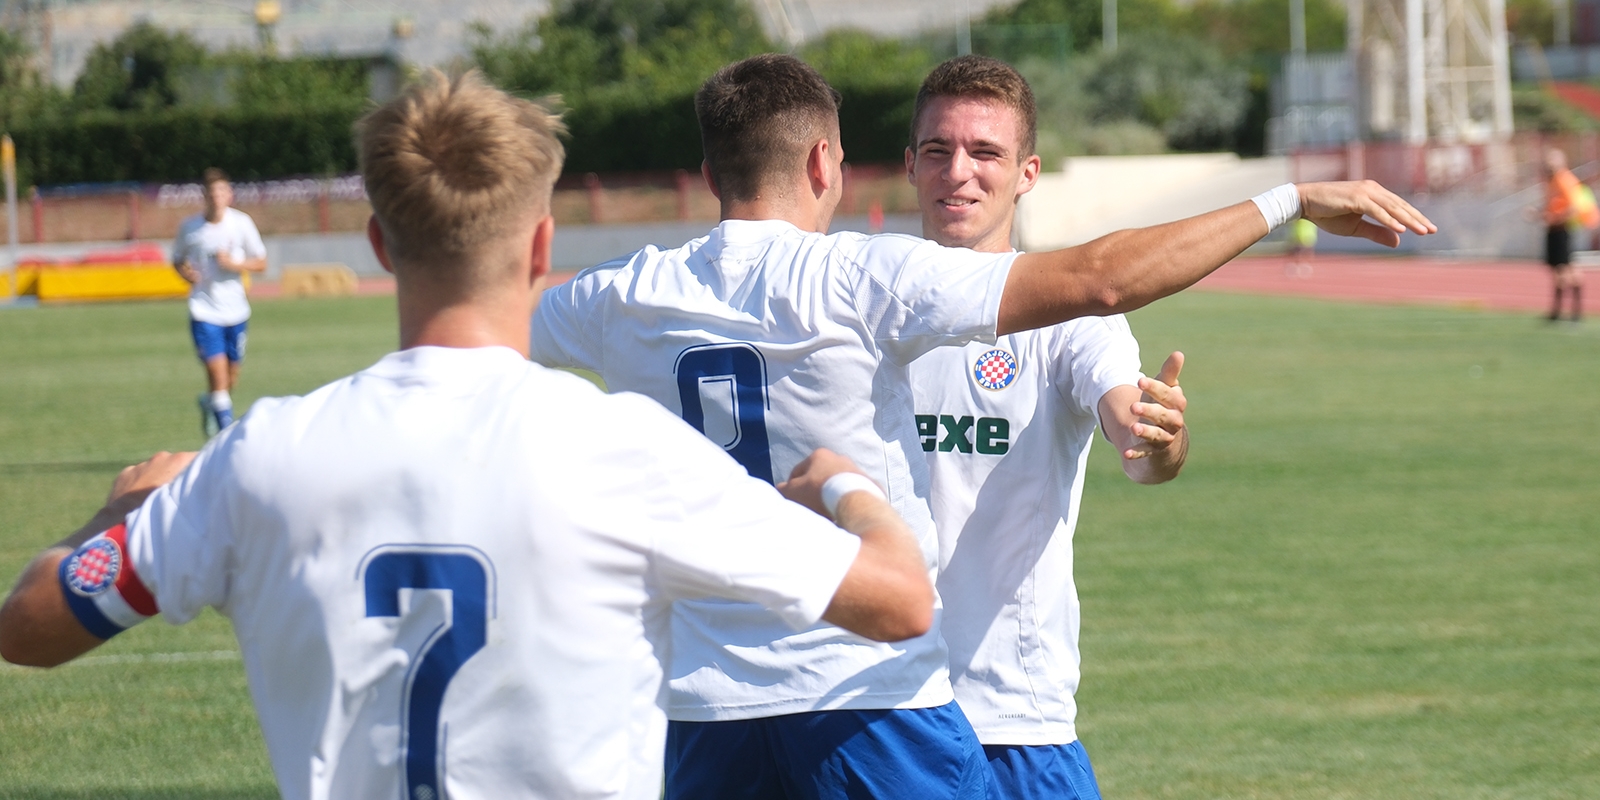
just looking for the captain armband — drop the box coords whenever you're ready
[57,523,159,640]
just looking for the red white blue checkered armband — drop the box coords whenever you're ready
[57,523,159,639]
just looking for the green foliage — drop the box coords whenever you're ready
[206,53,372,111]
[1087,33,1251,151]
[1507,0,1556,47]
[983,0,1346,56]
[473,0,771,98]
[982,0,1187,50]
[1020,56,1167,162]
[72,22,207,112]
[0,22,377,184]
[9,104,362,185]
[1512,86,1598,133]
[1186,0,1346,57]
[801,31,935,162]
[472,0,779,172]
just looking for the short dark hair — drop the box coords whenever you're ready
[911,55,1038,159]
[695,54,842,202]
[202,167,230,186]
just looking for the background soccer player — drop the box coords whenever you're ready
[0,71,936,800]
[530,54,1434,799]
[905,55,1187,800]
[172,167,267,436]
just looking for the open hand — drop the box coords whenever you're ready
[1299,180,1436,247]
[1124,351,1187,460]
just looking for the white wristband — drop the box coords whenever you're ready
[821,473,886,519]
[1250,183,1302,234]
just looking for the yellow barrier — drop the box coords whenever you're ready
[35,263,191,302]
[2,266,41,297]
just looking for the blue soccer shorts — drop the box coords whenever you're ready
[984,740,1102,800]
[666,702,998,800]
[191,319,248,363]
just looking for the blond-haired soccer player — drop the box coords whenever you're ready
[0,71,935,800]
[906,55,1186,800]
[529,53,1433,799]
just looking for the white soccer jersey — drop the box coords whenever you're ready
[58,346,862,800]
[171,208,266,326]
[910,316,1143,746]
[530,219,1018,720]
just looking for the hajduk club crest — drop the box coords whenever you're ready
[972,348,1018,391]
[64,538,121,597]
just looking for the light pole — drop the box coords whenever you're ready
[1104,0,1117,52]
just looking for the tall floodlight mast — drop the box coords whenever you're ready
[1349,0,1513,146]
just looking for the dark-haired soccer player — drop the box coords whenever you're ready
[906,55,1186,800]
[529,53,1434,798]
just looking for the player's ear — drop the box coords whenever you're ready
[701,161,721,200]
[366,216,395,275]
[528,215,554,288]
[1016,153,1042,199]
[905,146,916,184]
[807,139,832,194]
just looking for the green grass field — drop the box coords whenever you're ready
[1,291,1596,798]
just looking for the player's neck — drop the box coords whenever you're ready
[720,187,832,233]
[205,207,226,224]
[396,286,535,357]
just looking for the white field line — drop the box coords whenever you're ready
[2,649,239,670]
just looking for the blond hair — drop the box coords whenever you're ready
[358,70,565,276]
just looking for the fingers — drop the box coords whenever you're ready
[1352,218,1402,248]
[1300,180,1437,242]
[1136,379,1188,414]
[1155,351,1184,387]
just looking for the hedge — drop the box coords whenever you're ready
[8,104,366,187]
[6,81,922,186]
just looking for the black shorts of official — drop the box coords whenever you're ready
[1547,225,1572,268]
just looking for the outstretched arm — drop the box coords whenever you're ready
[1099,351,1188,485]
[778,449,934,643]
[998,181,1436,334]
[0,452,195,667]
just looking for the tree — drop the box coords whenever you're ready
[982,0,1189,51]
[473,0,772,98]
[72,22,207,111]
[1086,33,1251,150]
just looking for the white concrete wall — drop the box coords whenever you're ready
[1017,154,1292,251]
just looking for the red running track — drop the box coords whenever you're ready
[1195,254,1593,316]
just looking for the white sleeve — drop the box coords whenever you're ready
[121,435,239,625]
[845,235,1016,365]
[530,271,607,371]
[635,397,861,630]
[1051,315,1145,418]
[238,214,267,260]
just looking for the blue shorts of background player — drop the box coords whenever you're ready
[666,702,998,800]
[191,319,248,363]
[984,741,1102,800]
[190,319,247,434]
